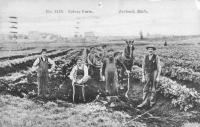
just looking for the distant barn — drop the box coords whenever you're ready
[84,32,97,43]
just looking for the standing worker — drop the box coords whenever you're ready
[137,45,161,108]
[99,44,108,81]
[102,49,128,96]
[87,46,96,76]
[32,49,56,98]
[92,53,104,81]
[101,44,107,59]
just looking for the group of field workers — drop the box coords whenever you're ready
[32,40,161,109]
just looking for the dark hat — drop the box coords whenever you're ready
[76,56,83,61]
[41,48,47,53]
[95,48,102,52]
[102,45,107,48]
[114,51,122,55]
[146,45,156,50]
[90,46,95,50]
[107,48,114,52]
[114,51,122,57]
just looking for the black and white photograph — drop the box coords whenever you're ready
[0,0,200,126]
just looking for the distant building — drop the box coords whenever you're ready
[28,31,64,41]
[28,31,41,40]
[84,32,97,43]
[0,34,14,41]
[84,32,95,37]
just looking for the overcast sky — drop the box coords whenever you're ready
[0,0,200,37]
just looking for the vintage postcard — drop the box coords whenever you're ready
[0,0,200,127]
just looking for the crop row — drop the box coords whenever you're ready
[134,46,200,72]
[0,48,101,102]
[0,49,82,99]
[131,65,200,111]
[134,54,200,86]
[0,49,74,76]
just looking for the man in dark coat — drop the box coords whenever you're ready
[137,45,161,108]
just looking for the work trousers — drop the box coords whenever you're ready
[142,71,158,105]
[37,72,49,96]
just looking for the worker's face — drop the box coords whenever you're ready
[102,46,107,50]
[77,59,82,66]
[147,48,154,55]
[41,51,47,57]
[108,51,114,57]
[118,53,122,57]
[91,48,95,52]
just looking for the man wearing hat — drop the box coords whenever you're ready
[102,48,128,96]
[87,46,96,75]
[70,56,90,85]
[32,49,56,97]
[137,45,161,108]
[87,46,105,81]
[92,53,104,81]
[101,44,107,59]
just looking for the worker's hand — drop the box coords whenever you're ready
[72,79,76,84]
[102,76,105,81]
[49,73,52,78]
[59,84,63,89]
[48,69,53,73]
[126,70,130,74]
[142,76,146,83]
[31,66,38,72]
[156,77,160,82]
[77,80,82,84]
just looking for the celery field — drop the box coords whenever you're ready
[1,36,200,127]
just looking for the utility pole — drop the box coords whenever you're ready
[9,16,18,43]
[74,19,80,38]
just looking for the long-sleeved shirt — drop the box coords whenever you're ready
[32,57,56,71]
[102,56,127,76]
[69,64,89,81]
[142,54,161,77]
[87,52,103,68]
[87,52,95,65]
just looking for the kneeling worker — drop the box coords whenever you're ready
[69,56,90,103]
